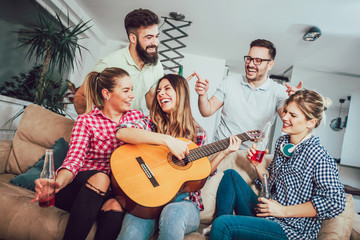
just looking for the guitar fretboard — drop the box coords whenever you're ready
[187,132,252,162]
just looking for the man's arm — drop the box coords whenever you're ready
[74,83,86,115]
[194,73,223,117]
[198,95,223,117]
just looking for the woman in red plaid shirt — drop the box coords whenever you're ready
[32,67,144,240]
[114,74,242,240]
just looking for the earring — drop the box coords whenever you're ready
[105,97,110,101]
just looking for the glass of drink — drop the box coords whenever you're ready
[39,149,56,207]
[250,121,272,163]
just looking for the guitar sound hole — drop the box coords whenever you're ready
[171,155,189,167]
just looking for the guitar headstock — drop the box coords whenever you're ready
[247,130,261,142]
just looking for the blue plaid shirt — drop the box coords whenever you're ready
[265,134,345,240]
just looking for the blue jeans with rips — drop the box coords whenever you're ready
[117,193,200,240]
[210,169,288,240]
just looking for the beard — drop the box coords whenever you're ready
[136,39,159,65]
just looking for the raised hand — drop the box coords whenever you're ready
[193,72,209,96]
[285,81,303,97]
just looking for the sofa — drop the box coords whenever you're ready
[0,104,358,240]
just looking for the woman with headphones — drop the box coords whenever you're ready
[209,89,346,240]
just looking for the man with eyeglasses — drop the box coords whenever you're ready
[194,39,301,149]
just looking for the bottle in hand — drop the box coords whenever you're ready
[259,173,270,199]
[39,149,56,207]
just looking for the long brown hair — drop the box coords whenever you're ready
[84,67,129,113]
[150,74,202,143]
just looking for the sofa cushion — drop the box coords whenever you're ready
[6,104,74,175]
[317,194,354,240]
[351,212,360,240]
[9,138,69,191]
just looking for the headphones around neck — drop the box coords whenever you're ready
[280,134,312,158]
[280,142,296,157]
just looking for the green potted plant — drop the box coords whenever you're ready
[16,10,91,106]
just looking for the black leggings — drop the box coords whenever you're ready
[55,170,123,240]
[55,170,104,211]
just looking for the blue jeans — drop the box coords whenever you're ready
[210,169,287,240]
[117,193,200,240]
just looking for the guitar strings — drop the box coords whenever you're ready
[120,140,231,172]
[114,132,258,178]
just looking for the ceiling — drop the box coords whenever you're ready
[75,0,360,107]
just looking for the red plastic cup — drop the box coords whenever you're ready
[250,150,266,163]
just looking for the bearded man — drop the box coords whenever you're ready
[74,9,164,114]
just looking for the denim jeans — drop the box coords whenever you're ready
[210,169,287,240]
[117,193,200,240]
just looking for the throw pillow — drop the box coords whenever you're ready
[9,138,69,191]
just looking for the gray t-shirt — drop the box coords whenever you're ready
[213,75,287,149]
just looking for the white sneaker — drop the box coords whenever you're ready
[202,224,212,236]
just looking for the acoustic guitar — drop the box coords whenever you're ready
[110,130,260,219]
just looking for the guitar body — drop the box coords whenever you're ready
[110,138,211,219]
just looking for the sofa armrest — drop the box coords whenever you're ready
[317,194,354,240]
[0,140,12,174]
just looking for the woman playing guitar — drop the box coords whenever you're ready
[113,74,242,240]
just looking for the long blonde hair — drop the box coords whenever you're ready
[84,67,129,113]
[150,74,202,143]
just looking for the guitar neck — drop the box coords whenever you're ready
[188,132,252,162]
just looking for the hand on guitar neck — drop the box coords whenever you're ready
[110,130,260,219]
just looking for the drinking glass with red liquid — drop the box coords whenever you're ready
[250,121,272,163]
[39,149,56,207]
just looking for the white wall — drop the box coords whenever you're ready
[180,53,226,142]
[0,96,31,140]
[341,88,360,167]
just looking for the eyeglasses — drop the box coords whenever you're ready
[244,56,272,65]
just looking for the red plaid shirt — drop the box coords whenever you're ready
[59,107,144,179]
[118,116,210,211]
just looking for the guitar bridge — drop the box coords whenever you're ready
[136,157,159,187]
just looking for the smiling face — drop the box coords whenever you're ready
[281,101,316,142]
[105,75,134,113]
[156,78,177,114]
[245,46,274,82]
[135,24,159,65]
